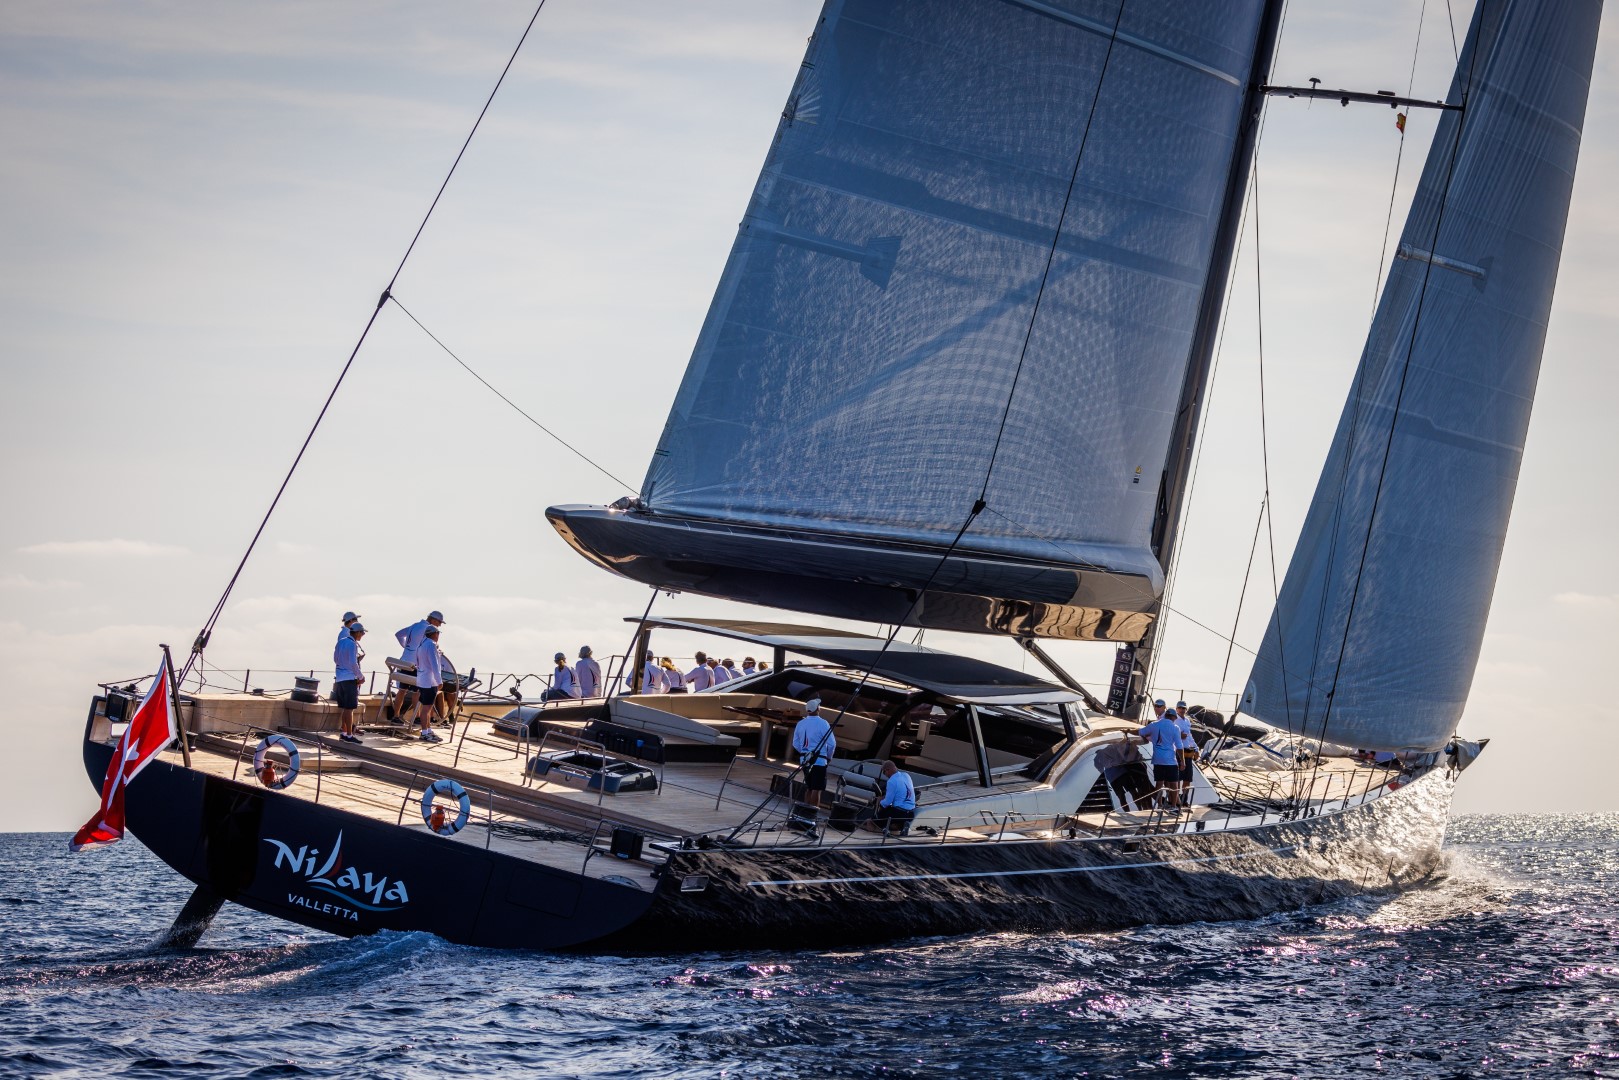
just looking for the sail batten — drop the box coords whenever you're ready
[1242,0,1602,750]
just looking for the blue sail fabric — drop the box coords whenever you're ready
[1241,0,1602,751]
[641,0,1269,592]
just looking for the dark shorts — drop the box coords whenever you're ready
[417,683,441,704]
[804,764,828,791]
[874,804,915,823]
[1179,757,1198,783]
[1152,762,1179,786]
[333,679,360,710]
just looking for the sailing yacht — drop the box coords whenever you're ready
[79,0,1602,949]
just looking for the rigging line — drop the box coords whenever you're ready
[1319,0,1485,743]
[388,296,635,493]
[176,2,549,685]
[1250,158,1294,734]
[977,0,1126,504]
[1444,0,1459,61]
[1219,497,1268,697]
[383,1,548,294]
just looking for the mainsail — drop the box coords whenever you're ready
[1242,0,1602,750]
[551,0,1282,639]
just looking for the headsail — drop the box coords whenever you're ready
[551,0,1281,639]
[1242,0,1602,750]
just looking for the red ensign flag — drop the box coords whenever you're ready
[71,656,178,851]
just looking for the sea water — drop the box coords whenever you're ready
[1,816,1615,1078]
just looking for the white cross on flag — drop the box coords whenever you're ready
[71,655,178,851]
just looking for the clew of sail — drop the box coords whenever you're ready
[1241,0,1603,750]
[550,0,1280,640]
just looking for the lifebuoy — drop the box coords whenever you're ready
[252,734,301,790]
[420,778,471,836]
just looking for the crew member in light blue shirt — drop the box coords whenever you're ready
[333,622,366,743]
[1138,705,1183,809]
[867,760,916,834]
[546,652,578,700]
[575,646,602,699]
[413,624,445,743]
[791,699,836,809]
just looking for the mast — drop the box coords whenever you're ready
[1127,0,1288,718]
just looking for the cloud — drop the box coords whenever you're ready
[18,538,189,558]
[0,572,79,589]
[275,541,317,556]
[1552,591,1617,608]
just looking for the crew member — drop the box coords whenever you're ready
[867,759,916,833]
[686,651,713,692]
[334,621,367,743]
[545,652,578,700]
[660,657,688,693]
[791,698,836,810]
[1138,706,1183,808]
[708,656,731,687]
[336,610,362,651]
[639,651,667,694]
[414,624,446,743]
[1173,701,1198,803]
[393,610,445,720]
[741,657,758,677]
[575,646,602,699]
[722,658,741,681]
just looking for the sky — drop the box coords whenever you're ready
[2,1,1615,832]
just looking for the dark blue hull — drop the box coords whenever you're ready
[87,741,1455,951]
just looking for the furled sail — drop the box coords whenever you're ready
[1241,0,1602,750]
[550,0,1281,639]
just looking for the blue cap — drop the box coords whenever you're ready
[428,610,445,622]
[1153,699,1166,708]
[1176,701,1187,709]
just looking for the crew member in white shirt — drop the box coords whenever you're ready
[1172,701,1197,803]
[336,610,362,652]
[334,622,366,743]
[393,610,444,718]
[546,652,578,700]
[575,646,602,699]
[660,658,687,693]
[639,651,667,694]
[722,658,741,681]
[708,657,731,687]
[740,657,757,677]
[686,651,713,692]
[413,624,446,742]
[790,699,836,810]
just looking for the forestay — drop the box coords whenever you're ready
[1242,0,1602,750]
[641,0,1270,588]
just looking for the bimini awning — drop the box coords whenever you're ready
[629,617,1079,706]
